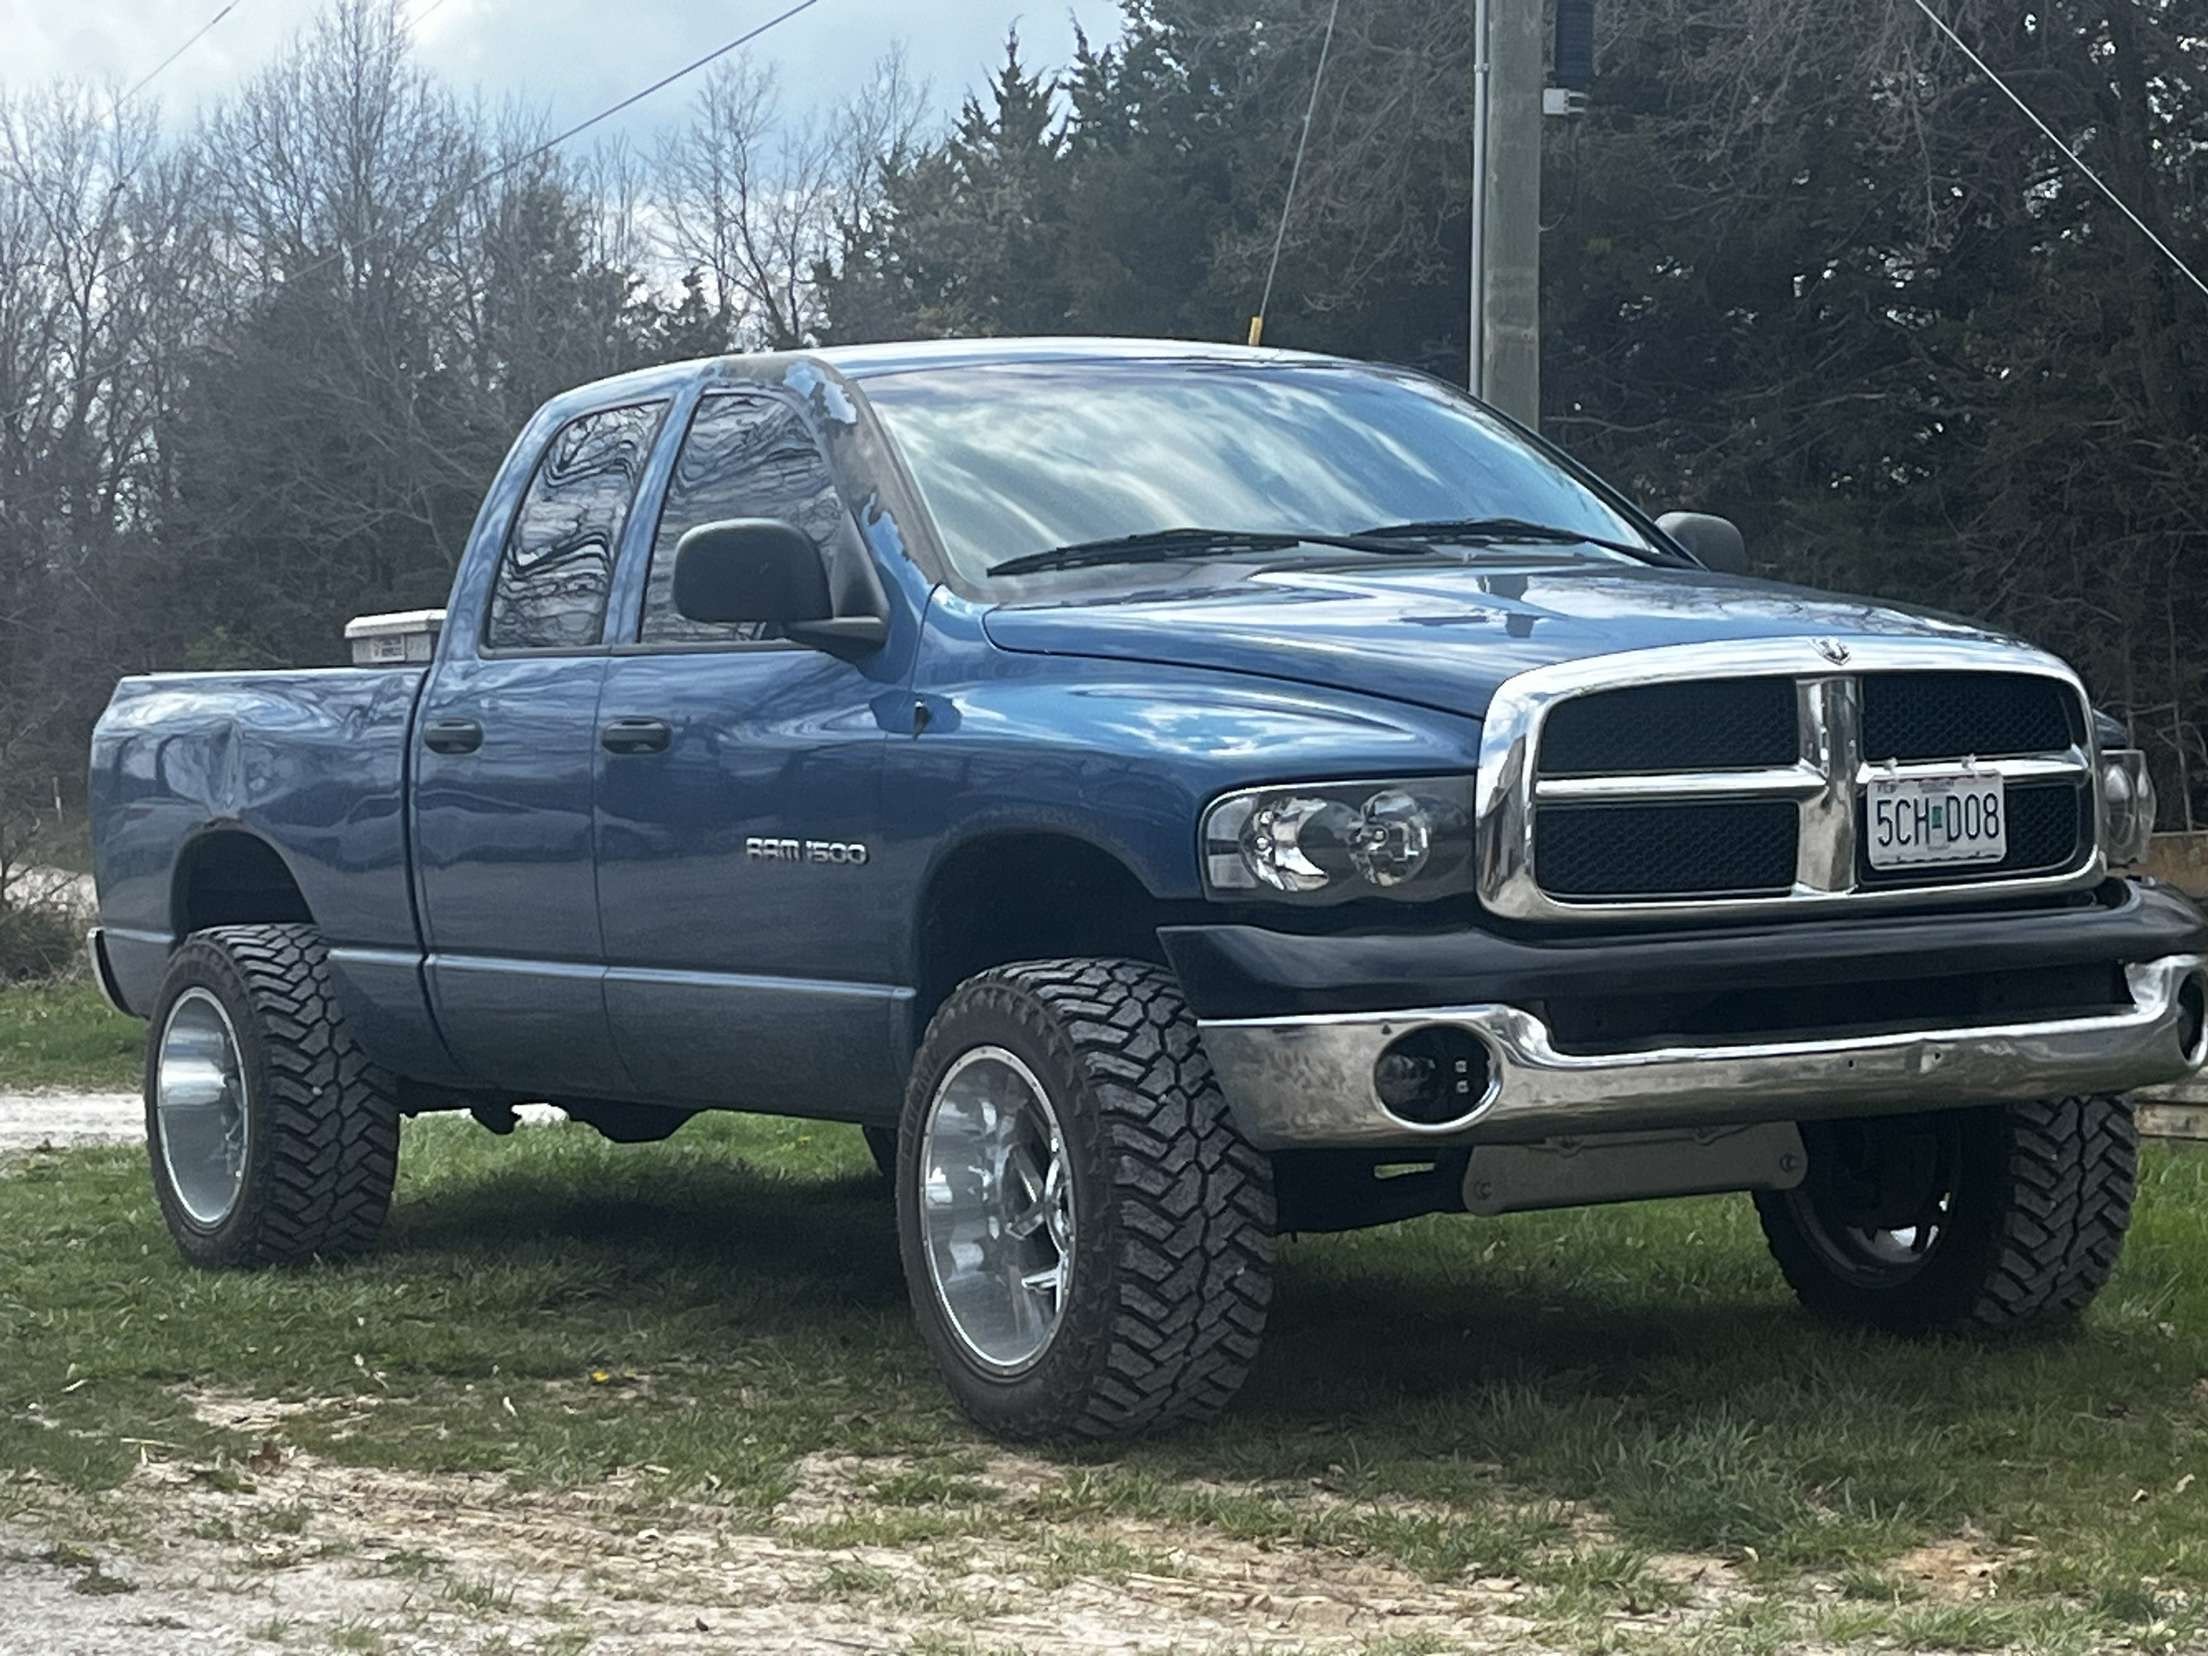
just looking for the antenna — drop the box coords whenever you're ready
[1248,0,1342,349]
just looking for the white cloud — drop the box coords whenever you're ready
[0,0,1124,138]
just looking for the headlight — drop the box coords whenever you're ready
[1202,777,1476,903]
[2099,749,2157,867]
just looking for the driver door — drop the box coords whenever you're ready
[592,390,909,1115]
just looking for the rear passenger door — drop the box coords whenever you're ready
[414,399,667,1096]
[592,389,909,1115]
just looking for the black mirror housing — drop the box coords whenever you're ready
[1657,511,1749,576]
[672,519,834,627]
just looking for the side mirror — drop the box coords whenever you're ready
[1657,511,1749,576]
[672,518,886,650]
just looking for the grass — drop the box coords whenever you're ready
[5,1103,2208,1649]
[0,977,140,1089]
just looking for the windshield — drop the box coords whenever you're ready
[858,359,1661,592]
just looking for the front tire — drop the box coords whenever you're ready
[146,925,401,1269]
[1755,1099,2137,1332]
[896,960,1275,1440]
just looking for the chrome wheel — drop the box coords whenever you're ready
[156,987,250,1227]
[1820,1210,1949,1278]
[918,1046,1075,1375]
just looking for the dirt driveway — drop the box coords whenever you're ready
[0,1090,141,1156]
[3,1432,1620,1656]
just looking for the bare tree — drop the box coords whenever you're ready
[654,46,926,349]
[0,82,212,919]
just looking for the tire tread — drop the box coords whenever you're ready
[149,925,399,1266]
[902,959,1274,1440]
[1756,1096,2136,1332]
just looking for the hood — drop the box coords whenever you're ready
[981,559,2020,719]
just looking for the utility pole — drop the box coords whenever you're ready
[1468,0,1490,401]
[1469,0,1550,429]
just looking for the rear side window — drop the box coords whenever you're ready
[639,391,846,646]
[485,400,667,652]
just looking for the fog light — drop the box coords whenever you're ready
[1373,1027,1493,1126]
[2180,974,2207,1067]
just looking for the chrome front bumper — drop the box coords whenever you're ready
[1200,952,2208,1151]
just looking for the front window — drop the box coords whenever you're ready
[858,359,1658,592]
[638,391,846,646]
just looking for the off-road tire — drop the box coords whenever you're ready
[1755,1098,2137,1332]
[146,925,401,1268]
[897,959,1275,1440]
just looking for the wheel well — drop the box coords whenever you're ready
[915,834,1169,1033]
[173,831,313,936]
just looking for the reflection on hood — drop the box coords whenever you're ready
[982,559,2011,719]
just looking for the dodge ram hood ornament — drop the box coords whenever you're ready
[1816,637,1852,665]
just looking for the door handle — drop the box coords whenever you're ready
[423,717,484,755]
[600,716,672,755]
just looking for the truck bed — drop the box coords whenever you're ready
[89,668,433,1052]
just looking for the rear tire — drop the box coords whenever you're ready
[1755,1098,2136,1332]
[145,925,400,1269]
[896,959,1275,1440]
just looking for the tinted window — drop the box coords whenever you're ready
[640,391,848,645]
[485,401,666,652]
[860,361,1657,590]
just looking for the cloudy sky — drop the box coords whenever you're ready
[1,0,1127,138]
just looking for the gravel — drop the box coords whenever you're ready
[0,1528,254,1656]
[0,1093,577,1159]
[0,1091,142,1154]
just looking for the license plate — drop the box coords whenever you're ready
[1867,770,2006,869]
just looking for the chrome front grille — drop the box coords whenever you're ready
[1474,639,2103,922]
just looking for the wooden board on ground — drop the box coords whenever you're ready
[2141,1104,2208,1142]
[2139,1080,2208,1142]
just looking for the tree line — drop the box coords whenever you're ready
[3,0,2203,912]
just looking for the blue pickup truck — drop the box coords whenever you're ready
[88,338,2205,1439]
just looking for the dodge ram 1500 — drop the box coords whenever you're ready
[88,338,2205,1438]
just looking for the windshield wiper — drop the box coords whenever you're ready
[1355,516,1659,560]
[987,526,1427,578]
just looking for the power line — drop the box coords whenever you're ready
[1,0,242,373]
[273,0,829,287]
[1905,0,2208,301]
[12,0,831,424]
[1248,0,1341,348]
[467,0,825,198]
[116,1,246,114]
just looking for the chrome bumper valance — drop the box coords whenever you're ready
[1201,953,2208,1150]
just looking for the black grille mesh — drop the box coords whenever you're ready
[1860,672,2077,762]
[1858,780,2088,886]
[1538,679,1797,776]
[1535,800,1798,898]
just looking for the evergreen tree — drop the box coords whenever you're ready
[822,34,1072,339]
